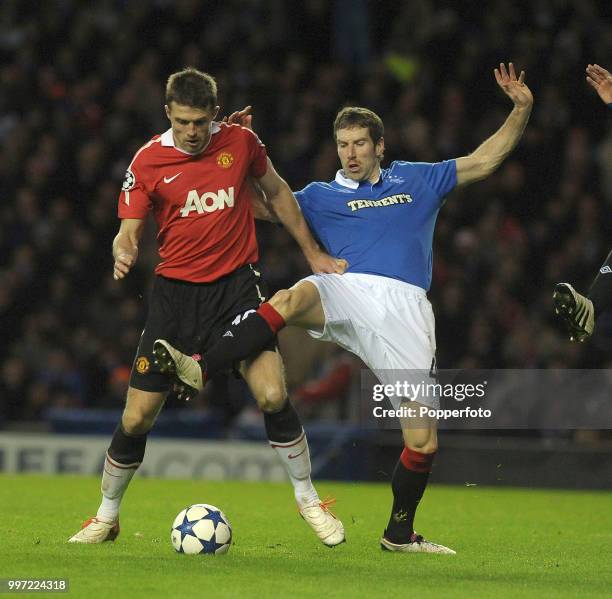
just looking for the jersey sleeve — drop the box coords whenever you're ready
[243,127,268,178]
[117,158,153,219]
[399,160,457,199]
[293,186,318,231]
[294,186,317,220]
[293,189,307,209]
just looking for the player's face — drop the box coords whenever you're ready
[165,102,220,153]
[336,127,384,183]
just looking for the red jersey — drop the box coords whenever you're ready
[118,122,267,282]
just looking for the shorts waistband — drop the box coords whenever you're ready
[344,272,427,297]
[158,263,257,287]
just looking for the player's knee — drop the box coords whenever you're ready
[405,437,438,454]
[122,410,156,435]
[268,289,294,319]
[256,386,287,413]
[122,391,159,434]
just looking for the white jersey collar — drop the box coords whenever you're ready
[160,122,221,154]
[334,166,382,189]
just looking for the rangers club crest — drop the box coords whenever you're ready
[216,152,234,169]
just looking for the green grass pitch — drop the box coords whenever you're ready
[1,475,611,598]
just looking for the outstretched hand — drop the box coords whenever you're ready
[223,105,253,130]
[307,251,348,275]
[494,62,533,110]
[586,64,612,105]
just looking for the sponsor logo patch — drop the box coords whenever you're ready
[180,187,235,217]
[135,356,150,374]
[217,152,234,168]
[346,193,413,212]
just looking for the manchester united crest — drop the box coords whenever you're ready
[217,152,234,169]
[135,356,150,374]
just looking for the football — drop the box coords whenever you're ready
[171,504,232,555]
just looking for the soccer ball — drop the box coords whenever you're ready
[171,504,232,555]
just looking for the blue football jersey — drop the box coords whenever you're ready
[295,160,457,290]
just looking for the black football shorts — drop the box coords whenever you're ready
[129,264,274,392]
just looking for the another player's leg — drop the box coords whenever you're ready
[68,388,165,543]
[380,411,455,554]
[554,248,612,341]
[241,347,345,548]
[154,282,325,395]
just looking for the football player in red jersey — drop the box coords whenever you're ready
[69,68,347,547]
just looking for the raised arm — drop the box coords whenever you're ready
[256,159,346,274]
[113,218,145,280]
[586,64,612,105]
[455,63,533,187]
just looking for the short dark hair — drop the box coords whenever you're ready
[333,107,384,143]
[165,67,218,110]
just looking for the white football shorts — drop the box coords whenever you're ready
[297,272,438,409]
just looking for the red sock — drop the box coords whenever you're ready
[257,302,286,333]
[400,447,436,473]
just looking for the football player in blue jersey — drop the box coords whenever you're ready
[155,63,533,554]
[554,63,612,342]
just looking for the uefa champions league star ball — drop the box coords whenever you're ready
[171,504,232,555]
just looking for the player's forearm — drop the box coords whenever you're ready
[113,232,138,259]
[249,179,280,222]
[112,228,141,261]
[252,203,280,222]
[269,188,321,258]
[469,105,531,179]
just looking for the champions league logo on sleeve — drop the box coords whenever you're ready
[122,169,135,191]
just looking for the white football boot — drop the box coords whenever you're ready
[381,533,455,554]
[299,498,345,547]
[68,517,120,544]
[153,339,203,399]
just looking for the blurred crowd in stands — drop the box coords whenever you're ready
[1,0,611,426]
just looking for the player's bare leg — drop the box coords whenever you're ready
[69,388,166,543]
[241,345,344,547]
[380,407,455,554]
[269,281,326,329]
